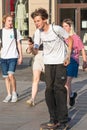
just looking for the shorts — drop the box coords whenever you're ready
[1,58,18,78]
[67,57,79,77]
[32,51,44,72]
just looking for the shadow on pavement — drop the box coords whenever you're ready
[69,78,87,128]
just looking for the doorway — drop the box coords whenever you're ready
[57,3,87,46]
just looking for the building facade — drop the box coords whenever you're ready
[0,0,87,46]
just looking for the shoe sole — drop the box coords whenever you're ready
[11,99,18,103]
[3,99,11,103]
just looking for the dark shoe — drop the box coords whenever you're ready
[67,117,71,122]
[69,92,77,106]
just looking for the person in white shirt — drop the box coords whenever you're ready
[29,8,73,129]
[0,14,23,103]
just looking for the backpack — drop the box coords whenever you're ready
[0,28,17,50]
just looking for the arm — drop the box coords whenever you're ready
[17,41,23,65]
[16,30,23,65]
[81,48,87,71]
[64,36,73,66]
[82,48,87,62]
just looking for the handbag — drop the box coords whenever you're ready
[40,71,45,82]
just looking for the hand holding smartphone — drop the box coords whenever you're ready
[26,37,34,54]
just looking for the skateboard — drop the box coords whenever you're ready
[40,117,71,130]
[40,122,59,130]
[56,124,70,130]
[40,121,70,130]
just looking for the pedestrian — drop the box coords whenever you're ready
[62,18,87,107]
[0,14,23,103]
[30,8,73,129]
[26,36,44,106]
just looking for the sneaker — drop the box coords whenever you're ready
[26,98,35,106]
[3,95,12,103]
[11,92,18,103]
[69,92,77,106]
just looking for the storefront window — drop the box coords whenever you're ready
[2,0,29,37]
[15,0,29,37]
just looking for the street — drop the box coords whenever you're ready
[0,57,87,130]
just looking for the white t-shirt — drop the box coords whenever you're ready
[1,28,22,59]
[34,24,69,64]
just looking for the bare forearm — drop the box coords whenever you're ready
[18,43,23,58]
[82,48,87,62]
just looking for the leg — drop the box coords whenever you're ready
[45,65,58,123]
[8,58,18,102]
[5,77,11,95]
[54,64,68,123]
[65,76,73,97]
[1,59,12,102]
[65,77,77,106]
[8,74,16,93]
[3,77,12,102]
[8,74,18,102]
[26,70,41,106]
[26,51,44,106]
[32,70,41,100]
[65,76,73,106]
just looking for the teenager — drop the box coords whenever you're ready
[0,14,23,103]
[28,8,73,129]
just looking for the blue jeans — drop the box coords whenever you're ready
[45,64,68,123]
[1,58,18,78]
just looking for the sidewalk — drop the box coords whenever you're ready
[0,57,87,130]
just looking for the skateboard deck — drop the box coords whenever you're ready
[40,122,59,130]
[40,117,71,130]
[40,122,70,130]
[56,124,70,130]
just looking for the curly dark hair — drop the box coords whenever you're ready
[31,8,48,20]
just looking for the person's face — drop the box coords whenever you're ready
[62,22,71,33]
[5,16,13,29]
[19,0,22,3]
[33,16,47,30]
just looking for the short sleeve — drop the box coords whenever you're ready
[33,29,41,49]
[17,29,23,42]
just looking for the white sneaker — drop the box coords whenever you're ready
[3,95,12,103]
[11,92,18,103]
[26,98,35,106]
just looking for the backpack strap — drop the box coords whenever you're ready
[52,24,68,46]
[13,28,19,53]
[0,29,2,49]
[13,28,17,46]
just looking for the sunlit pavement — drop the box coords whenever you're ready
[0,56,87,130]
